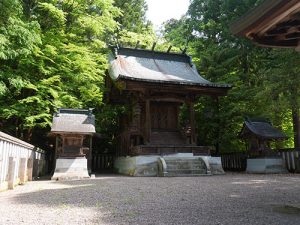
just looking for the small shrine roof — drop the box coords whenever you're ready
[240,118,287,140]
[51,108,95,134]
[108,47,231,88]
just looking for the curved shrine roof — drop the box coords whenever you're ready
[51,108,95,134]
[240,118,287,140]
[109,47,231,88]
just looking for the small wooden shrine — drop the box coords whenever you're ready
[106,47,231,158]
[50,108,95,180]
[239,118,287,157]
[231,0,300,49]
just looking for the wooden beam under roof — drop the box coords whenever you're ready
[230,0,300,49]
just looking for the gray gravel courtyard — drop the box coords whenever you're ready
[0,173,300,225]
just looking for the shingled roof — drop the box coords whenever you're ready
[51,108,95,134]
[240,118,287,140]
[108,47,231,88]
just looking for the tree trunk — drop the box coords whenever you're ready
[290,82,300,150]
[292,108,300,150]
[214,97,220,156]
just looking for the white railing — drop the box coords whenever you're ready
[0,131,46,191]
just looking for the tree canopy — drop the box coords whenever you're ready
[1,0,299,153]
[162,0,299,152]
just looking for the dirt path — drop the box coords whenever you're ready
[0,173,300,225]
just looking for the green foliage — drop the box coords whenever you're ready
[114,0,149,33]
[0,0,120,141]
[0,0,156,148]
[2,0,298,155]
[113,0,156,49]
[163,0,300,152]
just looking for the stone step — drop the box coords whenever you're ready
[164,161,204,165]
[166,165,205,170]
[165,169,208,176]
[164,159,203,162]
[159,156,208,177]
[165,160,206,169]
[167,169,207,173]
[164,157,203,161]
[165,160,204,164]
[165,173,209,177]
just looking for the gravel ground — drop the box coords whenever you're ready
[0,173,300,225]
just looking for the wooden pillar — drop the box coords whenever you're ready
[189,102,196,145]
[176,104,180,129]
[88,136,93,174]
[145,99,151,143]
[213,96,220,155]
[52,135,58,174]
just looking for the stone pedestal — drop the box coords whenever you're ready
[247,158,287,173]
[114,156,160,176]
[114,154,224,176]
[52,157,90,180]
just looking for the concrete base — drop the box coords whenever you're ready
[114,156,160,176]
[114,154,224,176]
[209,157,225,175]
[246,158,288,174]
[52,157,90,180]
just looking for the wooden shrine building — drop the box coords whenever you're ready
[50,108,95,180]
[106,47,231,158]
[239,118,287,157]
[230,0,300,49]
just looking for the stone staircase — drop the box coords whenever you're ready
[158,157,210,177]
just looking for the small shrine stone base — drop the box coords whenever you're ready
[52,157,90,180]
[246,158,288,174]
[114,154,224,176]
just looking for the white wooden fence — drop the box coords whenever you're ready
[0,131,46,191]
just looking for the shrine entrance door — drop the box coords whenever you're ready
[150,102,179,131]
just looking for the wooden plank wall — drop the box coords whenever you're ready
[281,151,300,173]
[221,153,247,171]
[221,150,300,173]
[92,154,115,172]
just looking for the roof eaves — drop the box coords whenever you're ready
[117,75,232,89]
[230,0,286,36]
[244,121,287,140]
[115,47,191,63]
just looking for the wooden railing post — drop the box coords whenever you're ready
[27,158,33,181]
[19,158,27,184]
[8,157,16,189]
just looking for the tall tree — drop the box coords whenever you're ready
[113,0,156,48]
[114,0,149,33]
[0,0,120,141]
[162,0,297,152]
